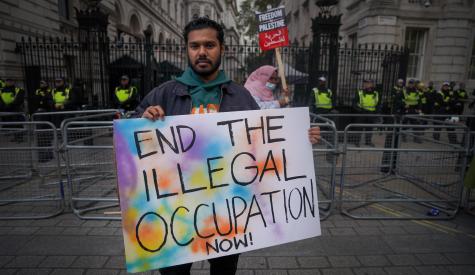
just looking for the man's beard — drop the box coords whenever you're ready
[188,54,222,77]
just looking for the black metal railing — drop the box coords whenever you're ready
[16,36,408,111]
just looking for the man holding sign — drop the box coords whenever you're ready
[119,17,320,274]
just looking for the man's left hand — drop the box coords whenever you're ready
[308,127,321,144]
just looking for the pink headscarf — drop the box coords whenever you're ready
[244,65,277,101]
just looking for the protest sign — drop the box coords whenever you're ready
[113,107,320,273]
[256,6,289,51]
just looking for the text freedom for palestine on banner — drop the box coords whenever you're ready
[113,107,321,273]
[256,6,289,51]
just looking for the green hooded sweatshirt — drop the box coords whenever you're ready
[175,67,230,114]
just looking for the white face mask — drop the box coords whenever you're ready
[265,82,277,91]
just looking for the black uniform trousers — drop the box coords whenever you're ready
[159,254,239,275]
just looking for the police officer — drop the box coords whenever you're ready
[391,78,405,115]
[113,75,138,111]
[52,77,75,111]
[34,80,53,112]
[0,78,25,112]
[418,82,434,115]
[433,81,459,143]
[0,78,25,142]
[311,76,334,114]
[454,82,468,115]
[403,79,421,114]
[352,79,380,147]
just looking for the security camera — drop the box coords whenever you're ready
[423,0,431,8]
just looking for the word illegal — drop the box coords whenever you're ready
[133,116,299,199]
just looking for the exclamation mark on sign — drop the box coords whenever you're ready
[249,232,253,245]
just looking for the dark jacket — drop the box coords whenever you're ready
[434,90,458,115]
[135,80,259,116]
[34,87,54,112]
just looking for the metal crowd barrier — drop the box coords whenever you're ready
[63,121,119,220]
[0,121,63,219]
[310,114,338,220]
[339,122,469,220]
[403,114,475,216]
[0,109,473,221]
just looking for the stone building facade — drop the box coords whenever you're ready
[282,0,475,91]
[0,0,240,84]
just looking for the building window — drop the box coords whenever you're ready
[469,36,475,79]
[405,27,427,79]
[58,0,69,19]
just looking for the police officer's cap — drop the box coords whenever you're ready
[408,79,415,84]
[55,77,65,81]
[442,81,450,86]
[40,80,47,85]
[121,75,129,80]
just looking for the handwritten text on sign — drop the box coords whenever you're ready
[113,107,321,273]
[256,6,289,51]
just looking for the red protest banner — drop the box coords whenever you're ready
[258,28,289,51]
[256,6,289,51]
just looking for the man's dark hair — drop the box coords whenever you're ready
[183,17,224,45]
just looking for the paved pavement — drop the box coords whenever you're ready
[1,210,475,275]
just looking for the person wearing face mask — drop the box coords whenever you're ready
[244,65,289,109]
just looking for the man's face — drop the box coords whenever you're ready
[187,28,223,77]
[55,80,64,88]
[120,79,129,86]
[363,82,373,90]
[442,85,449,91]
[397,80,403,87]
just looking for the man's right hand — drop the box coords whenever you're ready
[142,105,165,120]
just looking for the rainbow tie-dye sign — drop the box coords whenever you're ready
[113,107,321,273]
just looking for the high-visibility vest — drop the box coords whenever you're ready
[434,90,453,107]
[0,79,5,88]
[403,89,420,106]
[36,88,51,97]
[313,88,333,109]
[358,90,379,112]
[457,89,467,99]
[52,87,71,105]
[419,90,427,105]
[0,87,21,105]
[115,86,136,103]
